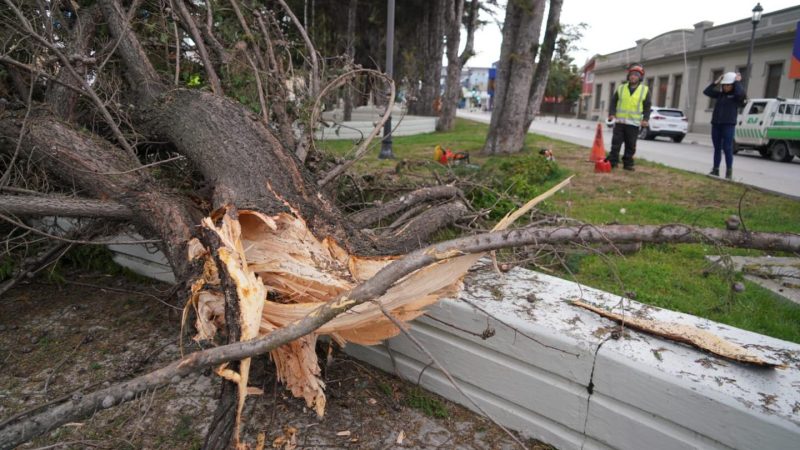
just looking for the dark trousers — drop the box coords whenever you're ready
[609,123,639,168]
[711,123,735,170]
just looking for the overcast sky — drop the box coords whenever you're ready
[465,0,800,68]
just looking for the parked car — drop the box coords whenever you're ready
[734,98,800,162]
[638,107,688,143]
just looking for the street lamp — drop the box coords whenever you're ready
[743,3,763,93]
[378,0,396,159]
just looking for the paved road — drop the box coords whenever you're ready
[458,110,800,198]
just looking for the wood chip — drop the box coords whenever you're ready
[336,430,351,437]
[396,430,405,444]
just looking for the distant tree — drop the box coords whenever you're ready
[524,0,563,129]
[483,0,546,154]
[438,0,482,132]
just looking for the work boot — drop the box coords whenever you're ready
[623,165,635,171]
[725,168,732,180]
[709,168,719,176]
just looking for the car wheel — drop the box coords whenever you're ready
[638,127,649,139]
[672,134,684,143]
[769,141,794,162]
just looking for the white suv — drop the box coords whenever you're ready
[639,107,688,143]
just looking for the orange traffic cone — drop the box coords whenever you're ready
[589,123,606,162]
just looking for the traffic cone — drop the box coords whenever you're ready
[589,123,606,162]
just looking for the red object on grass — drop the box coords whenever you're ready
[594,159,612,173]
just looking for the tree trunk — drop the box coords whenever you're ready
[524,0,563,130]
[483,0,545,154]
[408,0,445,116]
[436,0,466,132]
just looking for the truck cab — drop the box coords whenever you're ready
[735,98,800,162]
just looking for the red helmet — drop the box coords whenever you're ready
[627,63,645,78]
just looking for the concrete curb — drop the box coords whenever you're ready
[345,265,800,450]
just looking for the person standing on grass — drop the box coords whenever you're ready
[607,63,651,171]
[703,71,746,180]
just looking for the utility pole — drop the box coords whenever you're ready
[379,0,396,159]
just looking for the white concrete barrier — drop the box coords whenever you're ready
[345,264,800,450]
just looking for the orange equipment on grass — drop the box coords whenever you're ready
[589,123,607,162]
[434,145,470,165]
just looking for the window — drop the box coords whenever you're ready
[764,62,783,98]
[747,101,768,114]
[794,80,800,99]
[709,69,724,108]
[609,82,616,110]
[655,108,684,118]
[594,84,603,109]
[646,77,654,93]
[778,104,787,114]
[671,75,683,108]
[657,76,669,106]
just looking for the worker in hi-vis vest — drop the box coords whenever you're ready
[607,63,652,171]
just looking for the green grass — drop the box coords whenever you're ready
[317,118,800,343]
[405,386,449,418]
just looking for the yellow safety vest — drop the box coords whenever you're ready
[615,83,648,126]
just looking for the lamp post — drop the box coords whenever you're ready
[378,0,396,159]
[743,3,763,94]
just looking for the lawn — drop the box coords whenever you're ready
[317,118,800,343]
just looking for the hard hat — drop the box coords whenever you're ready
[721,72,737,84]
[627,63,645,78]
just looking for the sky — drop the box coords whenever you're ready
[465,0,800,68]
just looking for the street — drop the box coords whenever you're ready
[458,110,800,198]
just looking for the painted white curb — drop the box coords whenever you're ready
[345,264,800,450]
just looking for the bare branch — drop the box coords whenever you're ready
[275,0,320,97]
[0,194,131,218]
[173,0,223,94]
[3,0,139,160]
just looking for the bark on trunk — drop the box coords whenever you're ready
[436,0,466,132]
[524,0,563,129]
[483,0,545,154]
[408,0,445,116]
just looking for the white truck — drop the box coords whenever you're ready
[734,98,800,162]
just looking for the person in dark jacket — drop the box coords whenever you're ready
[607,63,652,171]
[702,72,746,179]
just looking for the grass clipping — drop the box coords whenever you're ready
[184,177,573,441]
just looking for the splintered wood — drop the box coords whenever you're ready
[185,178,572,447]
[572,300,776,367]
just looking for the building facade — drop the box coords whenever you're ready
[581,5,800,132]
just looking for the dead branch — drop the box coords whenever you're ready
[350,185,461,228]
[173,0,223,94]
[3,0,138,159]
[0,195,130,218]
[275,0,319,97]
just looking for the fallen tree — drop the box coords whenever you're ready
[1,1,799,449]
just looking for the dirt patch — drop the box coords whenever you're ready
[0,274,554,449]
